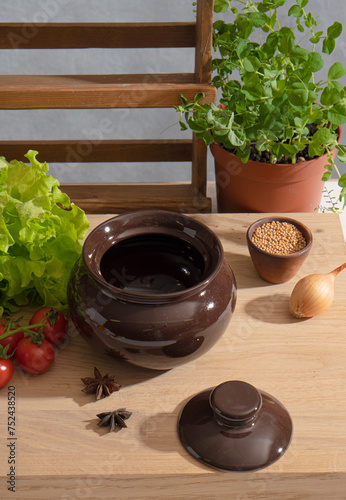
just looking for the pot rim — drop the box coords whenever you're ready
[82,210,226,302]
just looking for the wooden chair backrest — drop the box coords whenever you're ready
[0,0,216,213]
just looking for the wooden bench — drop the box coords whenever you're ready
[0,0,216,213]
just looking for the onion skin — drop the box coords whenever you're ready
[289,263,346,318]
[289,274,335,318]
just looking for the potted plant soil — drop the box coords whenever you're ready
[176,0,346,212]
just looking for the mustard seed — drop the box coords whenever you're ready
[252,221,307,255]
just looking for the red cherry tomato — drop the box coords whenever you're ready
[0,358,14,388]
[0,318,25,355]
[15,338,55,375]
[29,307,68,346]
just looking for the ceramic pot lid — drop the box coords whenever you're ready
[178,380,293,472]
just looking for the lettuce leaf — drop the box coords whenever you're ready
[0,150,89,316]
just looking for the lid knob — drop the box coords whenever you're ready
[210,380,262,426]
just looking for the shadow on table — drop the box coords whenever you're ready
[138,397,213,473]
[70,359,167,407]
[224,252,272,290]
[10,331,168,404]
[245,293,306,324]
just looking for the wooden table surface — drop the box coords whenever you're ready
[1,212,346,499]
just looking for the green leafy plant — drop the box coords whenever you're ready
[178,0,346,209]
[0,150,89,316]
[317,187,343,213]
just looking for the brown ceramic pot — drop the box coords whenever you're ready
[210,126,342,213]
[67,210,237,370]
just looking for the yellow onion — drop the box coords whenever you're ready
[289,262,346,318]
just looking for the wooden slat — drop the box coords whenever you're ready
[0,23,196,49]
[191,0,215,202]
[61,182,212,213]
[191,133,208,197]
[195,0,214,83]
[0,75,216,109]
[0,73,196,85]
[0,73,196,86]
[0,139,193,164]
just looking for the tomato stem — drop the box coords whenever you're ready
[0,319,48,342]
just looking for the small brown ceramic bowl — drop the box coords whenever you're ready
[246,217,312,284]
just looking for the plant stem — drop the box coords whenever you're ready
[328,154,342,178]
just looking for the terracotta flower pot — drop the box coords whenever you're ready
[210,126,342,213]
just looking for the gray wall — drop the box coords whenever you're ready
[1,0,345,183]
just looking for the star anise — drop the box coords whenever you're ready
[81,366,121,400]
[96,408,132,433]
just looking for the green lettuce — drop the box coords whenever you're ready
[0,150,89,316]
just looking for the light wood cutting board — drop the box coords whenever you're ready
[1,212,345,499]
